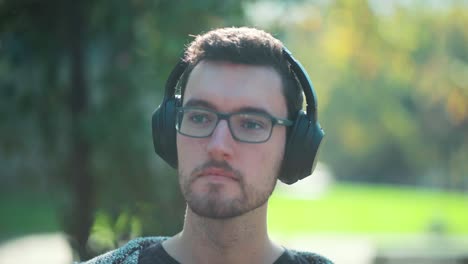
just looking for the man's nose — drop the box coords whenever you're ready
[206,120,235,160]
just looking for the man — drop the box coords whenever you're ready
[82,27,332,264]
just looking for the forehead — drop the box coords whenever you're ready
[183,61,287,117]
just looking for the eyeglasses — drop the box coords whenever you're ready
[176,107,293,143]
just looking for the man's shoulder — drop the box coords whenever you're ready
[78,236,168,264]
[276,248,334,264]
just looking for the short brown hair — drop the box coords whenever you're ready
[178,27,303,120]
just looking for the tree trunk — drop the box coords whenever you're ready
[67,0,94,259]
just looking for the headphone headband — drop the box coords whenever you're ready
[282,47,318,122]
[163,60,187,99]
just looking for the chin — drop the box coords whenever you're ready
[186,189,271,219]
[186,186,246,219]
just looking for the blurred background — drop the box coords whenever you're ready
[0,0,467,263]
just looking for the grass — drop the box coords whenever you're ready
[2,183,467,242]
[268,183,468,237]
[0,191,61,241]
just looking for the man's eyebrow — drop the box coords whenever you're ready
[183,99,216,109]
[235,106,272,116]
[183,99,273,116]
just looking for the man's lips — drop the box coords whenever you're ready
[196,167,239,181]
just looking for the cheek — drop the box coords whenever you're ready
[265,131,287,172]
[268,129,287,159]
[242,133,286,177]
[177,136,204,168]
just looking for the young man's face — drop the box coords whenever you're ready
[177,61,288,219]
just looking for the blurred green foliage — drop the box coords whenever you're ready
[1,0,467,259]
[253,0,468,189]
[0,0,249,257]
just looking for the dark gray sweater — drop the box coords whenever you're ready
[80,237,333,264]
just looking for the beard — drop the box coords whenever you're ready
[179,160,277,219]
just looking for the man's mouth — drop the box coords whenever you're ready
[196,167,239,182]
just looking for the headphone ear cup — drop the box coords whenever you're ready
[279,111,324,184]
[152,98,179,168]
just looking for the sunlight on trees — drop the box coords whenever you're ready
[250,0,468,188]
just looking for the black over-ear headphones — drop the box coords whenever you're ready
[152,47,324,185]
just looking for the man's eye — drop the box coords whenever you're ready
[241,120,264,130]
[189,113,211,124]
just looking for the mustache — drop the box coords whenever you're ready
[191,160,242,180]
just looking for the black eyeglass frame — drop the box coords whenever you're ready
[175,106,293,143]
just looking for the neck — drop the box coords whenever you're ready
[163,202,283,264]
